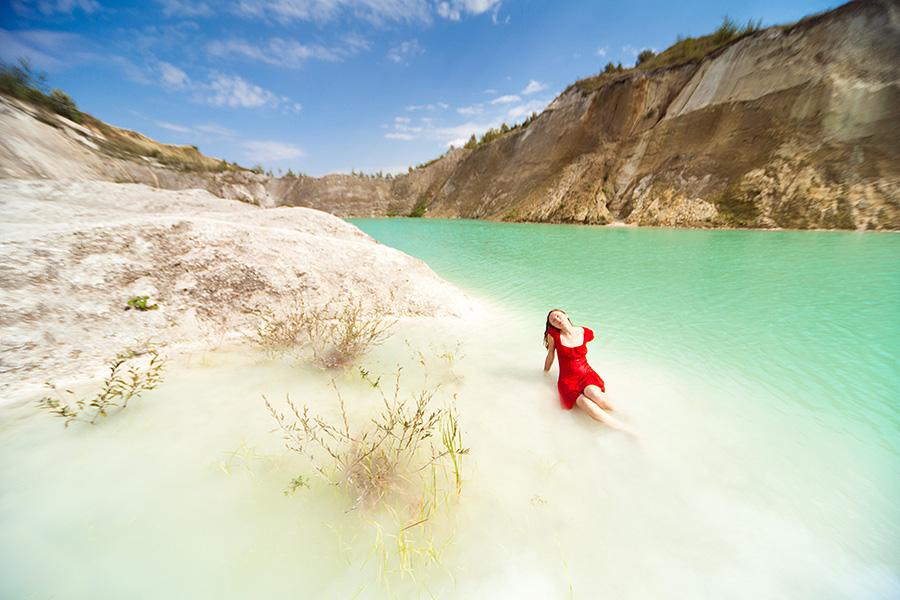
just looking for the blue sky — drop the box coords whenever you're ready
[2,0,839,176]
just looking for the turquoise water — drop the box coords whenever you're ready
[1,219,898,599]
[353,219,900,593]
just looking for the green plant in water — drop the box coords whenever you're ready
[126,295,158,311]
[285,475,309,496]
[37,350,165,427]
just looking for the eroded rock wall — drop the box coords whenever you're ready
[416,0,900,229]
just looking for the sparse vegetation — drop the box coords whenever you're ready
[37,350,165,427]
[0,58,83,123]
[247,296,396,369]
[573,16,762,94]
[126,295,158,311]
[636,49,656,65]
[409,199,427,217]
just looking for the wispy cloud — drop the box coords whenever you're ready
[234,0,432,25]
[244,140,305,162]
[196,123,238,137]
[404,103,448,111]
[205,71,298,110]
[596,45,609,57]
[156,121,194,133]
[435,0,503,21]
[490,94,520,104]
[155,0,213,17]
[207,37,346,68]
[232,0,502,25]
[12,0,101,18]
[521,79,547,95]
[0,28,96,71]
[158,61,190,90]
[388,39,423,64]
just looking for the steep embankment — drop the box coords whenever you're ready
[0,0,896,229]
[411,0,900,229]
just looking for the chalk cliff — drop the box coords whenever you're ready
[0,0,896,229]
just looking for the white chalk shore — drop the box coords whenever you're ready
[0,179,480,404]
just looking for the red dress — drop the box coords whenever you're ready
[548,326,606,410]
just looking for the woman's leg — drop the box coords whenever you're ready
[575,391,634,434]
[583,385,615,411]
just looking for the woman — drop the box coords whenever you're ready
[543,309,633,433]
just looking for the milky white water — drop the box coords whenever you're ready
[1,220,898,599]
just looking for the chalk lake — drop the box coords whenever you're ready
[1,220,898,599]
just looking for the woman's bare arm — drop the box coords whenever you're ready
[543,336,555,371]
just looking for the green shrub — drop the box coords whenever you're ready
[636,49,656,65]
[126,295,158,311]
[409,199,427,217]
[0,58,83,123]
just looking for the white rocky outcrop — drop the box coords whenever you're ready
[0,179,478,402]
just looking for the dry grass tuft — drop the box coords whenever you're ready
[265,366,468,574]
[248,296,396,369]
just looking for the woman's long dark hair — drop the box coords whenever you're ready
[543,309,567,348]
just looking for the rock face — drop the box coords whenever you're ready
[414,0,900,229]
[0,1,896,230]
[0,179,478,401]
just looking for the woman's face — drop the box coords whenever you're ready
[548,310,569,329]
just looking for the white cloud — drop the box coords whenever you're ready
[457,104,483,116]
[386,132,414,140]
[388,39,423,64]
[436,0,502,21]
[206,72,287,109]
[622,44,639,57]
[491,94,520,104]
[244,140,305,162]
[521,79,547,95]
[395,117,411,123]
[506,98,546,120]
[158,62,190,90]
